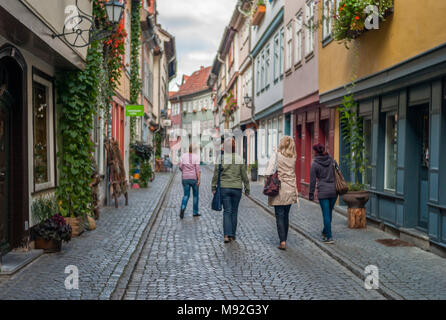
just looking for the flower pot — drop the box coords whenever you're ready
[64,216,85,237]
[252,4,266,26]
[342,191,369,229]
[342,190,370,209]
[35,238,62,253]
[251,168,258,181]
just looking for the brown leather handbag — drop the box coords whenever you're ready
[333,162,348,195]
[263,153,281,197]
[263,171,281,197]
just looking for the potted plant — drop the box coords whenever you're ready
[31,198,72,253]
[338,93,369,228]
[250,161,258,181]
[252,0,266,26]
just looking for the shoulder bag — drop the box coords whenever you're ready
[333,161,348,195]
[263,152,281,197]
[211,156,223,211]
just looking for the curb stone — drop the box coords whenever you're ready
[110,170,176,300]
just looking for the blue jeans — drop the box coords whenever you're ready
[274,205,291,242]
[221,188,242,237]
[319,197,337,239]
[181,179,199,215]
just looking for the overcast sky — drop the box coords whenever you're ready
[157,0,238,91]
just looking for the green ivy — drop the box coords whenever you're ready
[55,41,101,218]
[130,0,142,143]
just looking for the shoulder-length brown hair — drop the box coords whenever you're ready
[278,136,296,158]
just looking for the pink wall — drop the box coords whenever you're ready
[283,0,319,110]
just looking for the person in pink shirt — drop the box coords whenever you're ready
[179,144,201,218]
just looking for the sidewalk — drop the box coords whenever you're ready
[248,181,446,300]
[0,172,174,300]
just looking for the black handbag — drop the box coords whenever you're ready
[211,158,223,211]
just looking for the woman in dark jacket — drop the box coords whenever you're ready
[309,143,338,244]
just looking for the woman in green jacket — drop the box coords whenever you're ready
[212,138,250,243]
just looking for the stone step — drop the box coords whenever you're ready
[0,249,43,277]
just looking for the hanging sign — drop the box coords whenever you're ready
[125,105,144,117]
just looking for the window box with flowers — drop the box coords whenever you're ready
[251,0,266,26]
[333,0,393,46]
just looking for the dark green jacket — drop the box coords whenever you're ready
[211,154,250,194]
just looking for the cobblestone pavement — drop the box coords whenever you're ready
[249,180,446,300]
[123,167,384,300]
[0,173,172,300]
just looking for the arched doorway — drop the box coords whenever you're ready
[0,45,28,254]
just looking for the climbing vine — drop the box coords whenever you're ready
[129,0,142,143]
[55,41,101,218]
[55,1,128,217]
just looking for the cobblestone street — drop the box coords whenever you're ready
[0,173,173,300]
[122,168,383,300]
[1,167,446,300]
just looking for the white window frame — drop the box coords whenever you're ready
[265,45,270,87]
[295,12,303,64]
[273,34,280,81]
[305,0,315,56]
[33,74,56,192]
[261,50,265,90]
[286,22,293,71]
[279,28,284,76]
[322,0,334,40]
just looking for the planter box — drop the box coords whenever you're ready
[35,238,62,253]
[65,216,85,237]
[251,5,266,26]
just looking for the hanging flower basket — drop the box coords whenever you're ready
[193,109,197,114]
[201,107,207,112]
[333,0,394,45]
[222,90,238,123]
[251,2,266,26]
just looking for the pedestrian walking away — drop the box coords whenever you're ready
[309,143,338,244]
[265,136,299,251]
[212,137,250,243]
[179,144,201,218]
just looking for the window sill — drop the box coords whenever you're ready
[322,36,333,48]
[294,61,302,70]
[305,51,314,63]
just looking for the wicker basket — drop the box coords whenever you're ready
[65,216,85,237]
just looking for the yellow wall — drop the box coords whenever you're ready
[319,0,446,94]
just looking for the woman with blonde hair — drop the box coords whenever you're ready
[265,136,299,250]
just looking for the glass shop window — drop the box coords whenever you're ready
[384,113,398,191]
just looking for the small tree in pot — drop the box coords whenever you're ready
[338,93,369,228]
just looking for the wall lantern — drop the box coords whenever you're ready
[244,94,252,107]
[105,0,125,25]
[52,0,125,48]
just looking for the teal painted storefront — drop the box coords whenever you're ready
[324,44,446,248]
